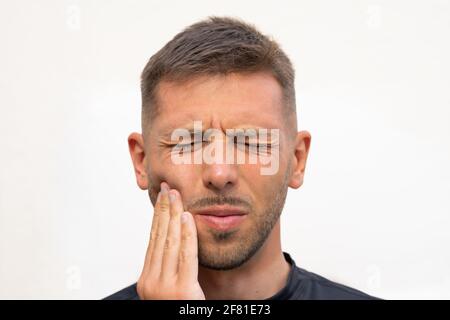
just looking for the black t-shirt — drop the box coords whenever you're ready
[104,252,379,300]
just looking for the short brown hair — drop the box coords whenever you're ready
[140,16,296,130]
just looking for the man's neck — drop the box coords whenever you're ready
[197,222,291,300]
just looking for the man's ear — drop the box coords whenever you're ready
[128,132,149,190]
[288,130,311,189]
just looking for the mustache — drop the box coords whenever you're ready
[186,195,252,212]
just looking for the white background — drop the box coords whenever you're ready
[1,0,449,299]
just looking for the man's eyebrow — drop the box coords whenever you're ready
[160,126,277,137]
[159,127,196,140]
[226,127,266,132]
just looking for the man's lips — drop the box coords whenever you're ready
[193,205,247,217]
[193,206,248,231]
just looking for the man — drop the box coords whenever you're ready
[105,16,377,300]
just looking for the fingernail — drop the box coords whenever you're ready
[181,212,189,224]
[161,183,168,195]
[169,191,176,202]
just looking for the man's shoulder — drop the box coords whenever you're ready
[103,283,139,300]
[102,267,381,300]
[292,265,380,300]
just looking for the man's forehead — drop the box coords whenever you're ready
[156,72,283,112]
[150,72,286,137]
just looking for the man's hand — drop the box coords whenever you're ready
[136,182,205,300]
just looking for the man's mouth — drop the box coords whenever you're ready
[193,206,247,231]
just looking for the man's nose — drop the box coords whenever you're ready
[202,162,238,192]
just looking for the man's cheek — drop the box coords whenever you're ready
[149,163,196,192]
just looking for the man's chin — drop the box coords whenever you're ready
[197,238,260,271]
[198,252,249,271]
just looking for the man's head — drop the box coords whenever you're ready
[129,17,311,270]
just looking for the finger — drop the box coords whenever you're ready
[161,189,183,279]
[141,189,162,274]
[149,182,170,256]
[177,211,199,285]
[148,182,171,277]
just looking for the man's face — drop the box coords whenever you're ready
[142,72,297,270]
